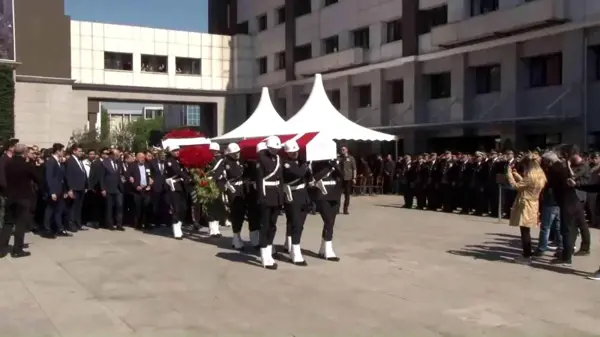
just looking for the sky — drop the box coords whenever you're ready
[65,0,208,32]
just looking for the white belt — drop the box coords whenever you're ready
[322,181,336,186]
[263,181,280,186]
[289,183,306,190]
[230,180,243,186]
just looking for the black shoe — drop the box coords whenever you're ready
[78,226,88,231]
[56,231,72,237]
[343,210,349,215]
[210,234,222,238]
[40,231,56,239]
[265,263,278,270]
[175,237,183,240]
[22,243,29,249]
[574,250,590,257]
[532,250,545,257]
[319,254,341,262]
[116,226,125,232]
[68,227,78,233]
[293,260,308,266]
[11,250,31,258]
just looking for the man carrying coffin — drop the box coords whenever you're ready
[256,136,284,270]
[281,139,310,266]
[164,145,190,240]
[206,142,225,237]
[311,158,343,262]
[220,143,246,250]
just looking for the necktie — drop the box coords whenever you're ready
[159,162,163,173]
[113,161,117,171]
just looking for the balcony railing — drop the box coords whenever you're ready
[431,0,567,47]
[295,47,366,77]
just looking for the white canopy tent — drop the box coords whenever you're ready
[212,87,287,142]
[283,74,397,141]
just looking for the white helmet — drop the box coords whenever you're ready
[209,142,220,151]
[256,142,267,153]
[166,145,180,152]
[226,142,240,155]
[265,135,282,149]
[283,140,299,153]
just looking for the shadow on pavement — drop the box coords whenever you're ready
[447,232,590,276]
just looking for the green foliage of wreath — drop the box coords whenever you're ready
[190,168,221,214]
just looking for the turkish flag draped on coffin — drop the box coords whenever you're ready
[238,132,337,161]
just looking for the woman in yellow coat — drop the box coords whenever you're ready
[506,153,547,264]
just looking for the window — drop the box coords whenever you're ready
[257,57,268,75]
[185,105,201,126]
[257,14,267,32]
[352,27,370,48]
[237,21,249,34]
[276,6,286,24]
[104,52,133,71]
[275,51,286,70]
[143,107,163,120]
[324,0,338,6]
[295,0,311,17]
[418,5,448,34]
[328,89,341,110]
[385,19,402,43]
[141,54,167,73]
[474,64,501,94]
[526,53,562,88]
[356,85,371,108]
[323,35,339,54]
[176,57,201,75]
[471,0,498,16]
[389,80,404,104]
[427,72,451,99]
[590,46,600,80]
[277,98,287,116]
[294,44,312,62]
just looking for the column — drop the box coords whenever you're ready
[370,69,387,126]
[402,61,427,153]
[448,0,469,22]
[450,54,468,122]
[339,76,353,119]
[285,85,302,118]
[562,29,585,146]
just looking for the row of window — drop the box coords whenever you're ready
[317,52,565,108]
[104,52,202,75]
[255,6,447,74]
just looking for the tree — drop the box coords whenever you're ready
[111,121,135,150]
[0,65,14,143]
[70,126,109,152]
[100,107,110,143]
[127,116,164,152]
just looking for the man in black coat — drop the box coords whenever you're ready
[126,152,153,229]
[149,151,168,227]
[65,145,88,232]
[0,144,41,258]
[42,143,70,238]
[100,148,125,231]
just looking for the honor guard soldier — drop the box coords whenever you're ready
[221,143,246,249]
[164,145,190,240]
[311,158,343,262]
[243,142,267,249]
[256,136,284,270]
[206,142,225,237]
[281,140,310,266]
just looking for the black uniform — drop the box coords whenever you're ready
[403,160,417,208]
[243,160,261,244]
[164,156,190,224]
[311,159,342,242]
[255,150,284,248]
[221,157,245,234]
[282,158,310,245]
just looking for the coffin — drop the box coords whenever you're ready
[239,132,337,162]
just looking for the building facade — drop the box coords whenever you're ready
[211,0,600,152]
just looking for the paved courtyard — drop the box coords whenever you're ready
[1,195,600,337]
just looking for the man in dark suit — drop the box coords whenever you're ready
[87,148,107,228]
[65,145,88,232]
[127,152,153,229]
[42,143,70,238]
[100,148,125,231]
[149,150,169,227]
[0,138,18,230]
[0,144,41,258]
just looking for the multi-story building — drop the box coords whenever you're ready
[210,0,600,152]
[11,0,258,147]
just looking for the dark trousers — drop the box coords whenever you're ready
[341,180,352,212]
[229,196,246,234]
[403,184,414,208]
[151,190,169,225]
[82,191,103,225]
[0,199,30,253]
[520,226,532,258]
[560,205,590,262]
[284,202,308,244]
[318,199,339,241]
[43,197,65,232]
[132,192,151,228]
[67,190,85,229]
[246,196,261,232]
[259,205,279,247]
[441,184,453,212]
[105,192,123,229]
[169,190,188,224]
[487,185,500,217]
